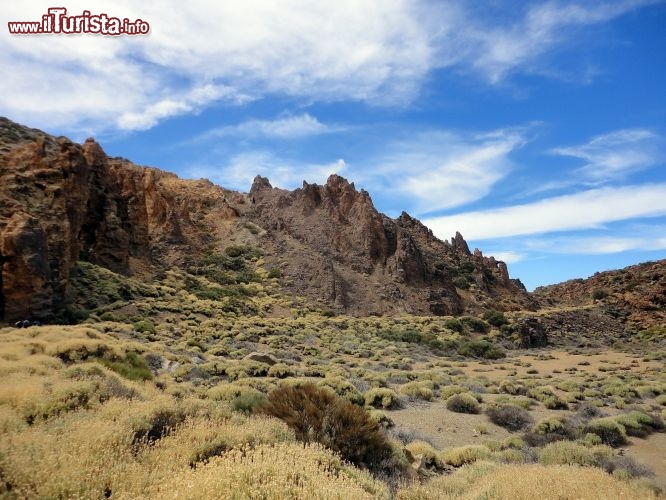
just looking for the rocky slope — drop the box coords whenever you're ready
[0,117,534,322]
[534,260,666,332]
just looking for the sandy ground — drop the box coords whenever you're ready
[390,400,513,449]
[457,350,662,381]
[389,350,665,489]
[627,433,666,491]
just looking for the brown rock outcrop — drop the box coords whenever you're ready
[0,117,534,321]
[0,117,239,321]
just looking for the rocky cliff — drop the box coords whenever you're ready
[0,117,533,322]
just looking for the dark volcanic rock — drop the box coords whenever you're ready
[510,317,548,348]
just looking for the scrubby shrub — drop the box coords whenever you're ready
[446,393,481,414]
[543,396,569,410]
[498,380,526,396]
[533,416,566,435]
[319,378,364,405]
[266,267,283,279]
[460,316,489,333]
[439,385,467,400]
[443,318,464,333]
[399,381,434,402]
[585,418,628,447]
[231,392,266,414]
[441,445,491,467]
[99,352,153,381]
[614,411,664,437]
[132,406,187,444]
[133,320,156,335]
[483,310,508,327]
[368,409,394,429]
[486,404,533,431]
[364,387,402,409]
[405,440,444,469]
[525,415,579,446]
[457,340,505,359]
[592,289,609,300]
[538,441,599,467]
[267,363,296,379]
[258,383,402,475]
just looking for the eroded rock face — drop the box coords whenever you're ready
[0,118,239,321]
[0,212,51,320]
[508,317,548,348]
[0,117,535,321]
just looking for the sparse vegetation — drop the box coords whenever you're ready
[485,404,533,431]
[0,259,664,497]
[258,383,403,476]
[446,392,481,414]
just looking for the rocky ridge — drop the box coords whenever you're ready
[0,117,534,322]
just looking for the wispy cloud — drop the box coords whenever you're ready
[485,250,528,264]
[423,183,666,240]
[460,0,663,83]
[551,128,663,183]
[186,152,346,192]
[2,1,660,133]
[117,84,251,131]
[191,114,341,142]
[0,0,440,132]
[362,127,528,213]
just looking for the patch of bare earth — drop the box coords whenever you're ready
[626,433,666,491]
[389,400,512,449]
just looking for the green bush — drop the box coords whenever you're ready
[99,352,153,381]
[485,404,533,431]
[543,396,569,410]
[258,383,403,476]
[399,381,434,402]
[585,418,628,447]
[133,320,156,335]
[614,411,664,437]
[538,441,599,467]
[364,388,402,409]
[231,392,266,414]
[483,310,508,327]
[461,316,489,333]
[266,267,283,279]
[444,318,464,333]
[319,378,364,405]
[446,393,481,414]
[457,340,505,359]
[532,416,566,435]
[441,445,491,467]
[592,289,609,300]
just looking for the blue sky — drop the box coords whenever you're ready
[2,1,666,290]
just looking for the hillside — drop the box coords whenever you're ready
[535,260,666,333]
[1,117,665,498]
[0,117,534,323]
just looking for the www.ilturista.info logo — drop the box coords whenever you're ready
[8,7,150,35]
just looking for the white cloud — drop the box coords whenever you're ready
[485,251,527,264]
[2,1,660,133]
[551,129,663,182]
[187,152,346,191]
[557,236,666,254]
[423,183,666,240]
[460,0,662,83]
[192,114,339,142]
[363,128,527,213]
[1,0,440,132]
